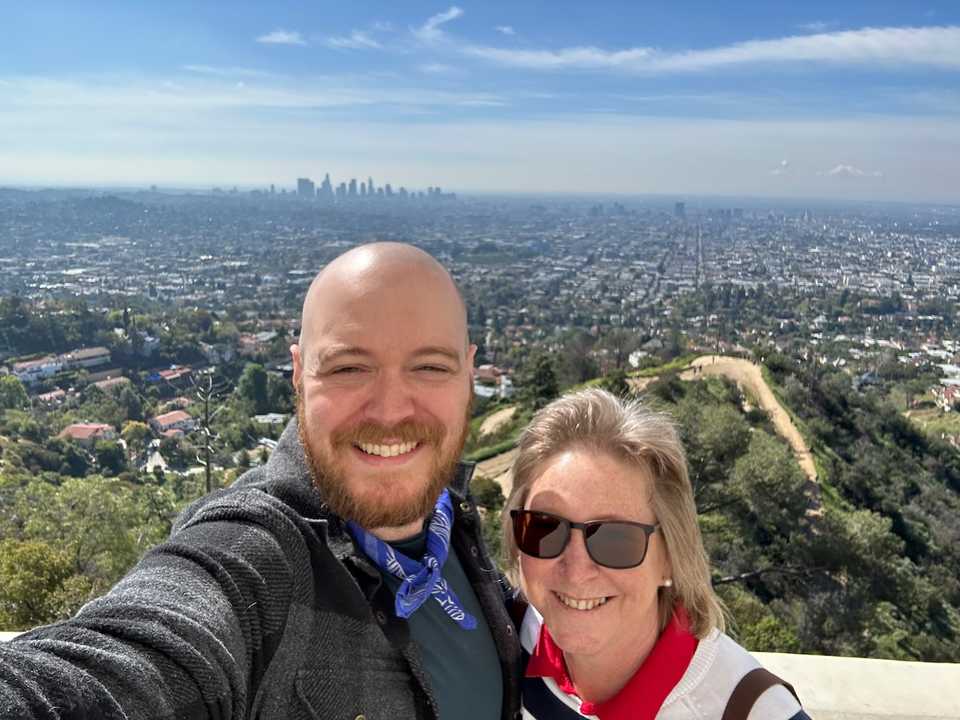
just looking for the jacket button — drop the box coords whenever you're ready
[469,545,479,557]
[505,624,514,635]
[460,501,472,512]
[355,715,366,720]
[375,611,387,625]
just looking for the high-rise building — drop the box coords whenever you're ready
[674,201,686,219]
[360,182,367,197]
[297,178,315,198]
[348,179,357,197]
[368,176,375,195]
[319,173,333,200]
[385,183,393,197]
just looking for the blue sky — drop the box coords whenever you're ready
[2,1,959,202]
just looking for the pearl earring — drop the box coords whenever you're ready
[663,579,673,588]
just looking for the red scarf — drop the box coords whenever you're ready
[525,606,698,720]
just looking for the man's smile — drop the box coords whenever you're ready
[355,441,420,458]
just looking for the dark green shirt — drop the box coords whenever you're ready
[384,529,503,719]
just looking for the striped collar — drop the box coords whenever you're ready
[525,605,698,720]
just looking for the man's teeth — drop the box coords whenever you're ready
[555,592,609,611]
[357,441,418,457]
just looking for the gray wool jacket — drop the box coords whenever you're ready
[0,419,522,720]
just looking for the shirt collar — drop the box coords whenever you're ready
[525,605,698,720]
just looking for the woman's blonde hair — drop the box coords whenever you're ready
[502,387,725,638]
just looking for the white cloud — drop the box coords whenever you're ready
[182,65,273,78]
[463,45,655,70]
[496,25,516,36]
[420,63,456,74]
[799,21,831,33]
[0,73,504,113]
[413,6,464,42]
[256,30,307,46]
[463,25,960,73]
[324,31,381,50]
[821,164,883,178]
[770,159,790,175]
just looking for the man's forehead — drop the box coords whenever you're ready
[311,314,465,354]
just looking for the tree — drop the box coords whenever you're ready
[121,421,151,457]
[600,367,631,398]
[471,475,505,512]
[0,539,78,629]
[95,440,128,476]
[0,375,29,410]
[521,353,559,410]
[267,373,294,414]
[730,432,809,539]
[238,363,269,414]
[117,386,144,422]
[7,476,176,593]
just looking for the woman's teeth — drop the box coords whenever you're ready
[357,441,418,457]
[555,592,609,611]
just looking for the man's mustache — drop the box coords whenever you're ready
[329,419,446,447]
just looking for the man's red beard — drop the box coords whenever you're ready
[296,393,471,530]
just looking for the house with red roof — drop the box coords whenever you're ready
[149,410,196,435]
[58,423,116,448]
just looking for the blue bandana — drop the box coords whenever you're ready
[347,489,477,630]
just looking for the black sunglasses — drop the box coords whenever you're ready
[510,509,659,570]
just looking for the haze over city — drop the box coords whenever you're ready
[2,0,960,203]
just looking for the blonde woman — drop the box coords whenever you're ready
[503,389,808,719]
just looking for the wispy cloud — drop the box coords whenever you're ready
[324,31,381,50]
[463,45,654,70]
[420,63,456,74]
[413,6,464,43]
[495,25,516,36]
[799,21,832,33]
[256,30,307,46]
[182,65,273,78]
[770,159,790,175]
[463,25,960,73]
[820,163,883,178]
[0,73,505,113]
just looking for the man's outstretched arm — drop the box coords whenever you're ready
[0,496,299,720]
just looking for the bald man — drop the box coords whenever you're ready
[0,243,521,720]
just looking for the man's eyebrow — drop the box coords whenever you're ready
[413,346,462,364]
[314,346,373,366]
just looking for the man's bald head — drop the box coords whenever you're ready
[297,242,468,360]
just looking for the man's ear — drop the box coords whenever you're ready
[467,343,478,377]
[291,343,303,388]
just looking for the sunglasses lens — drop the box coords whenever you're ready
[513,511,569,559]
[584,522,649,569]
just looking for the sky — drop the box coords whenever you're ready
[1,1,959,203]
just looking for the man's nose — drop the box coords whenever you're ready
[365,369,416,426]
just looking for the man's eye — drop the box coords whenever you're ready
[330,366,365,375]
[417,365,451,373]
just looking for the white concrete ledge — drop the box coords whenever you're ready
[757,651,960,719]
[0,633,956,717]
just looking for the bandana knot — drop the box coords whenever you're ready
[347,489,477,630]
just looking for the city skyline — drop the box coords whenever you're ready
[2,1,960,202]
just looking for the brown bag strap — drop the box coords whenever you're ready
[721,668,801,720]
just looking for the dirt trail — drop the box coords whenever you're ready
[479,405,517,436]
[474,447,518,499]
[472,355,820,511]
[680,355,818,484]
